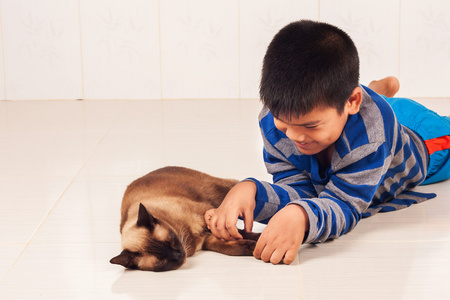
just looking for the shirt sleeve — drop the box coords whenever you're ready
[245,130,392,244]
[243,145,318,224]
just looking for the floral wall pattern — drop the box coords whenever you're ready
[0,0,449,100]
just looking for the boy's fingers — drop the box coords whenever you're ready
[209,213,228,240]
[226,221,243,240]
[259,243,275,263]
[283,250,297,265]
[243,209,254,233]
[215,219,229,240]
[269,249,285,265]
[224,210,243,240]
[208,214,219,236]
[253,236,266,259]
[212,213,238,240]
[204,209,215,229]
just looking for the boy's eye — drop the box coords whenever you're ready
[305,125,318,129]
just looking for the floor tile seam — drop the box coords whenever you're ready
[26,100,130,238]
[0,244,28,283]
[297,255,305,300]
[0,101,130,284]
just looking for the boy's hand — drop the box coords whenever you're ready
[253,204,309,265]
[206,181,257,241]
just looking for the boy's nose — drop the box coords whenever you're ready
[286,130,306,143]
[295,134,307,142]
[285,127,306,143]
[274,118,307,141]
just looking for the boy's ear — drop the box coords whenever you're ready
[346,87,363,115]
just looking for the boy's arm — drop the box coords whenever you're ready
[207,137,318,242]
[242,142,318,224]
[249,144,386,264]
[207,146,317,242]
[248,139,391,244]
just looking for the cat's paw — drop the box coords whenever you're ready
[230,239,256,256]
[203,234,256,256]
[238,229,261,242]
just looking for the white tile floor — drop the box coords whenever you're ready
[0,98,449,299]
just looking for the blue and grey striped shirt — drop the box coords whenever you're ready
[246,85,436,244]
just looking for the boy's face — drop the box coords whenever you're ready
[273,105,349,157]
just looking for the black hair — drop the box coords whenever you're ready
[260,20,360,119]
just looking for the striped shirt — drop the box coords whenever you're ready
[246,85,436,244]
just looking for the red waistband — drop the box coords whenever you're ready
[424,135,450,155]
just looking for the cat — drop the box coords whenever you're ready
[110,166,260,272]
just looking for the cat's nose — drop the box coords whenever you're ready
[173,250,185,262]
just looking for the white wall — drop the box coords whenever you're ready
[0,0,449,100]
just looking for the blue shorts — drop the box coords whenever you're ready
[382,96,450,185]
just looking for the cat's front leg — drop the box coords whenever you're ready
[238,229,261,242]
[202,233,256,256]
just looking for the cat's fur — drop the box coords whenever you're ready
[110,166,260,272]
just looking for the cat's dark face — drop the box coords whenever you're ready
[110,204,186,272]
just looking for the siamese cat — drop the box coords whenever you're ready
[110,166,260,272]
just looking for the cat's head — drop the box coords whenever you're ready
[110,203,186,272]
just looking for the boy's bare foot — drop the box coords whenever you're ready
[368,76,400,97]
[204,208,216,229]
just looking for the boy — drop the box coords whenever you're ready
[205,20,450,265]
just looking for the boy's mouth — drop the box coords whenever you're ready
[294,141,314,149]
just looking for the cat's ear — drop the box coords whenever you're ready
[137,203,156,230]
[110,250,138,269]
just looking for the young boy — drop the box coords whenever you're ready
[205,20,450,265]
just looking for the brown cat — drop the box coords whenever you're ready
[110,166,260,272]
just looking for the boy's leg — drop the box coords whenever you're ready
[368,76,400,97]
[380,92,450,185]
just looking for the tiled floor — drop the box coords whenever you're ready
[0,98,449,299]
